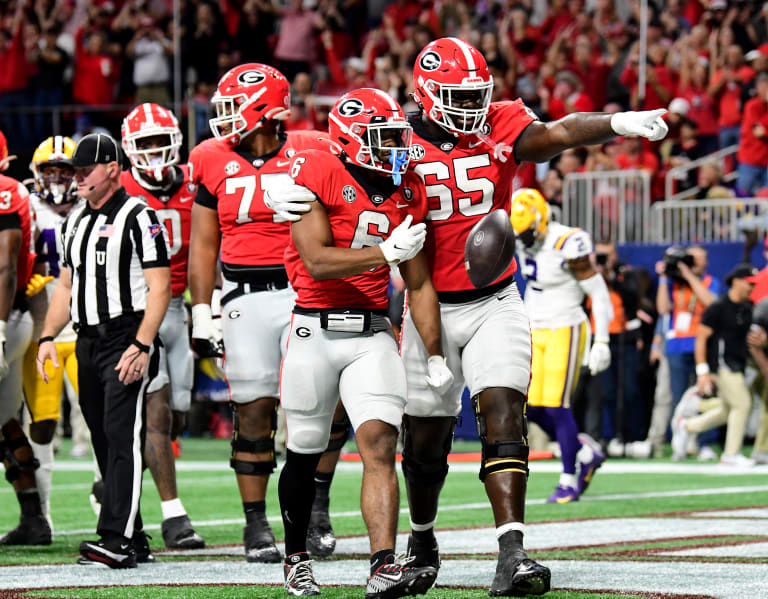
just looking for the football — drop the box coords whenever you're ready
[464,209,516,288]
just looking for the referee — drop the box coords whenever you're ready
[36,133,171,568]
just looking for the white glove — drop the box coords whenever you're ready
[610,108,669,142]
[0,320,7,380]
[378,215,427,265]
[263,181,316,223]
[588,341,611,375]
[191,303,224,358]
[425,355,454,395]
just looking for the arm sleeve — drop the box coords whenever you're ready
[133,207,171,268]
[194,183,218,209]
[579,273,613,343]
[0,212,21,231]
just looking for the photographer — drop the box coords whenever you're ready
[126,17,172,106]
[656,246,722,457]
[672,265,757,466]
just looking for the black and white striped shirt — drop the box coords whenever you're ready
[58,188,170,326]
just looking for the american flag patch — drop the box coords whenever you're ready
[98,224,115,237]
[148,224,163,239]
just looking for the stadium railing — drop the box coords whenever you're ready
[562,169,651,243]
[664,144,739,202]
[651,197,768,243]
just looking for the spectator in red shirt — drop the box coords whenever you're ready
[72,27,119,108]
[569,35,614,111]
[677,49,718,155]
[737,72,768,195]
[621,43,677,111]
[616,136,660,176]
[543,70,594,121]
[0,1,29,151]
[710,44,754,151]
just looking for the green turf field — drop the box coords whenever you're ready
[2,438,767,599]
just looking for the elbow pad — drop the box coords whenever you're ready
[579,273,613,343]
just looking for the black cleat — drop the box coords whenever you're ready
[162,514,205,549]
[244,513,281,563]
[406,532,441,571]
[0,515,52,546]
[306,496,336,558]
[488,548,551,597]
[366,554,437,599]
[133,530,156,563]
[78,537,137,569]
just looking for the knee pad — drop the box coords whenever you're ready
[230,404,277,476]
[2,437,40,483]
[400,417,453,487]
[325,414,351,453]
[473,394,529,482]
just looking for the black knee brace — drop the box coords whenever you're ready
[325,414,351,452]
[400,417,453,487]
[473,395,529,482]
[2,437,40,483]
[230,405,277,476]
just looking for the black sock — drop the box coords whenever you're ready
[314,470,334,493]
[498,530,524,553]
[18,489,42,518]
[278,449,322,556]
[244,501,266,525]
[285,551,310,565]
[370,548,394,574]
[412,527,435,542]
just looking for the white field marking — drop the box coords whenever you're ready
[2,558,768,598]
[658,542,768,558]
[690,508,768,518]
[50,485,768,537]
[0,475,235,495]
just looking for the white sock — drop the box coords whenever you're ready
[161,498,187,521]
[496,522,525,539]
[410,518,436,532]
[29,440,53,521]
[559,473,578,489]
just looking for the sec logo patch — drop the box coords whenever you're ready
[225,161,240,175]
[409,144,425,161]
[342,185,356,203]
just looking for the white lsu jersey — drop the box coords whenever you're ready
[517,222,593,330]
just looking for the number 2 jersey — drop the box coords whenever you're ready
[285,150,427,311]
[517,222,593,330]
[189,131,330,270]
[120,166,194,296]
[407,99,536,296]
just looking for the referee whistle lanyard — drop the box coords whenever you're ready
[389,149,408,186]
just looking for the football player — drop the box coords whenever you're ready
[120,103,205,549]
[20,136,79,532]
[511,188,611,504]
[278,87,452,598]
[188,63,348,562]
[269,37,668,596]
[0,131,49,546]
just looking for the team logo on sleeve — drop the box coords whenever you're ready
[419,51,441,71]
[409,144,425,161]
[236,69,266,85]
[481,123,492,135]
[187,183,197,193]
[225,161,241,175]
[286,148,296,158]
[337,98,365,117]
[402,187,413,202]
[342,185,357,203]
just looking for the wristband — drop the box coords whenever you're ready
[38,336,55,345]
[651,343,660,351]
[132,339,150,354]
[695,363,710,376]
[659,276,669,285]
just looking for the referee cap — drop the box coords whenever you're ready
[71,133,125,168]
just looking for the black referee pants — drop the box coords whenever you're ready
[76,318,159,541]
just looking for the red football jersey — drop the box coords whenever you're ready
[189,131,330,267]
[120,166,194,296]
[285,150,428,311]
[408,99,536,293]
[0,174,34,292]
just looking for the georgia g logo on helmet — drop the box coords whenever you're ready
[236,70,266,85]
[337,98,365,117]
[419,50,441,71]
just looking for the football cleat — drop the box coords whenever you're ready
[306,497,336,558]
[162,514,205,549]
[406,532,441,571]
[78,537,137,569]
[546,485,578,504]
[244,513,281,563]
[489,548,551,597]
[284,552,321,596]
[133,530,156,563]
[0,515,52,546]
[365,554,437,599]
[576,433,606,496]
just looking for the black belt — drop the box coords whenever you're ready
[293,305,390,334]
[437,276,514,304]
[221,280,290,306]
[74,312,144,338]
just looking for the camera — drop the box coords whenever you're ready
[595,253,608,266]
[663,246,694,280]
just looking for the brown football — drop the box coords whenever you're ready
[464,209,516,288]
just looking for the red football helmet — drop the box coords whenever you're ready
[328,88,412,181]
[121,103,182,180]
[413,37,494,136]
[209,63,290,146]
